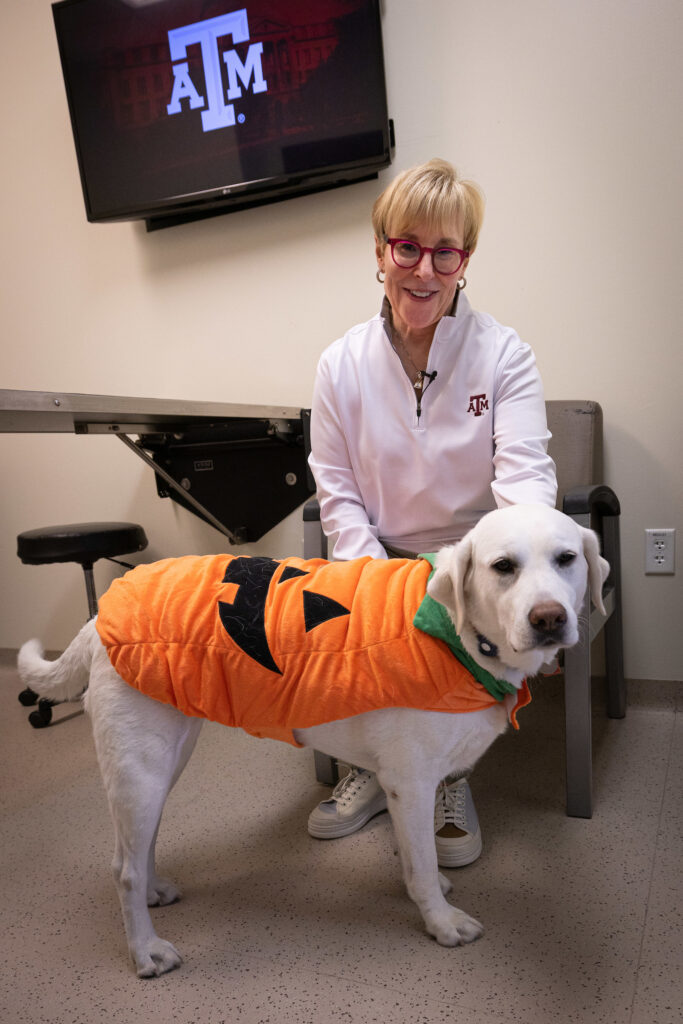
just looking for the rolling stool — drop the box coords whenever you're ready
[16,522,148,727]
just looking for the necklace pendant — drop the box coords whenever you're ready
[414,371,424,391]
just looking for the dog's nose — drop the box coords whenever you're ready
[528,601,567,634]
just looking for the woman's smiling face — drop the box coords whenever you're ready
[376,220,469,346]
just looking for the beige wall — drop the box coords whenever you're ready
[1,0,681,680]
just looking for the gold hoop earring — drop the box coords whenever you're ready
[457,276,467,290]
[376,269,385,284]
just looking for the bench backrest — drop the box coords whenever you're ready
[546,400,603,505]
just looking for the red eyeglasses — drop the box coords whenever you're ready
[384,236,469,275]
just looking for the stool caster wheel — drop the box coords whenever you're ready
[29,699,54,728]
[19,687,39,707]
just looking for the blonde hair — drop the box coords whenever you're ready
[372,158,485,254]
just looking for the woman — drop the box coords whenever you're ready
[307,158,557,866]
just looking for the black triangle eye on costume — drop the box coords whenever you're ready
[218,557,350,675]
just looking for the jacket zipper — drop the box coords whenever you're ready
[415,370,437,423]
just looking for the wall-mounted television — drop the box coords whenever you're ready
[52,0,393,230]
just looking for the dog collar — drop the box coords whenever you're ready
[414,555,516,702]
[476,634,499,659]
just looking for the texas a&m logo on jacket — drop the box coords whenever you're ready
[467,394,489,417]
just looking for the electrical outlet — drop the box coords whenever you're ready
[645,528,676,574]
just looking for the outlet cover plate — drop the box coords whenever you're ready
[645,528,675,574]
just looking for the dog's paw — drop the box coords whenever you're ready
[438,872,453,896]
[134,937,183,978]
[426,906,484,947]
[147,877,181,907]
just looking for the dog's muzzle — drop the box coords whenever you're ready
[528,601,569,647]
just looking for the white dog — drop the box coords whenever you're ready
[17,505,608,978]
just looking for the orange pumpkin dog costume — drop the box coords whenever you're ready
[95,553,531,746]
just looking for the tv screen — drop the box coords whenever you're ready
[52,0,392,229]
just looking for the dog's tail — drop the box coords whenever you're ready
[17,619,98,703]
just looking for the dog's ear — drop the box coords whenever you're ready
[579,526,610,616]
[427,538,473,635]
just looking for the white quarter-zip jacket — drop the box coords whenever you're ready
[309,293,557,560]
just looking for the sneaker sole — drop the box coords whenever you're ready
[435,826,483,868]
[307,793,388,839]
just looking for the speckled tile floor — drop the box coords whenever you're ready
[1,650,681,1024]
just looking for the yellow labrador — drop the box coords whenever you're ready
[17,504,608,977]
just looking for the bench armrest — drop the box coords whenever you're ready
[562,484,620,518]
[303,497,321,521]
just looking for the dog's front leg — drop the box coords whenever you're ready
[379,772,484,947]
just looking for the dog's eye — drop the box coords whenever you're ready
[557,551,577,567]
[492,558,516,575]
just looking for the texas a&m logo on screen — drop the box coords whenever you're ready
[166,8,267,133]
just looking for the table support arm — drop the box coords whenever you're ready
[116,433,237,543]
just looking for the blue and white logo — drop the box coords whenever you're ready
[166,8,267,133]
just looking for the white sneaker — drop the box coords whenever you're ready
[434,778,483,868]
[307,767,388,839]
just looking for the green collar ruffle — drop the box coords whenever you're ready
[413,554,516,702]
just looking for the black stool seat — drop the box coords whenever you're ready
[17,522,148,567]
[16,521,148,729]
